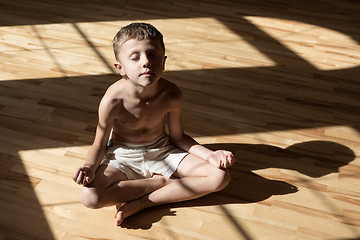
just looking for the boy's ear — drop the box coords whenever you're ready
[114,62,126,76]
[162,56,167,70]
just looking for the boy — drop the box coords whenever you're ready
[73,23,235,226]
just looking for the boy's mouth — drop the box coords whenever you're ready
[140,71,153,76]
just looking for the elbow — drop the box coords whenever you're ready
[169,135,183,147]
[88,142,107,157]
[91,143,106,151]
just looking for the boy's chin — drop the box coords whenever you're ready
[140,77,160,86]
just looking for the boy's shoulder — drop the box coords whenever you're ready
[159,78,182,97]
[108,78,126,92]
[99,79,126,110]
[103,79,122,96]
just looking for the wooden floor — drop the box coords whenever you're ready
[0,0,360,239]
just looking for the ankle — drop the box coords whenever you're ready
[138,194,155,210]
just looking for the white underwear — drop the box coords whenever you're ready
[102,134,188,180]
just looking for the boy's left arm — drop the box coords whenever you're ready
[167,93,234,168]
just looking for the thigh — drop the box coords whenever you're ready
[88,164,128,189]
[173,154,219,178]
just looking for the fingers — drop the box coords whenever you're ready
[85,176,91,185]
[220,151,235,168]
[73,166,95,186]
[73,167,82,182]
[77,170,84,185]
[84,175,94,185]
[73,167,87,185]
[220,159,231,168]
[218,154,228,169]
[227,152,235,166]
[223,150,234,159]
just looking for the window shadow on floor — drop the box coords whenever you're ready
[0,152,54,239]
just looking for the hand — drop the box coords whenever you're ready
[73,166,95,185]
[207,150,235,169]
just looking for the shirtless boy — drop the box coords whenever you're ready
[73,23,235,226]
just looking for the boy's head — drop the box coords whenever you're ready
[113,23,165,61]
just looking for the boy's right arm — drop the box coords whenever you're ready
[73,97,114,185]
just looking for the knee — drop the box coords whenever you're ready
[210,168,230,192]
[80,187,103,209]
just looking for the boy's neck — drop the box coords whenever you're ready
[126,79,160,101]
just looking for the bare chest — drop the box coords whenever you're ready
[115,100,167,128]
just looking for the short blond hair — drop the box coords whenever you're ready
[113,23,165,61]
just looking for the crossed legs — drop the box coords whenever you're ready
[80,154,230,226]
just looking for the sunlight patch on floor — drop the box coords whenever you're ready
[245,16,360,71]
[0,17,278,81]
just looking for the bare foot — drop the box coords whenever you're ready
[114,199,144,226]
[114,175,173,226]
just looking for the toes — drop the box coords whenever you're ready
[114,204,125,226]
[114,211,123,226]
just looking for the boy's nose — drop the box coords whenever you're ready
[142,56,151,67]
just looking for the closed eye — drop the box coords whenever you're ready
[129,52,140,61]
[130,54,140,61]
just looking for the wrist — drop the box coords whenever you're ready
[83,163,97,171]
[205,151,215,161]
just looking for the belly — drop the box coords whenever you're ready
[111,122,165,143]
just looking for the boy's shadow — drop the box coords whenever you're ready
[121,140,355,229]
